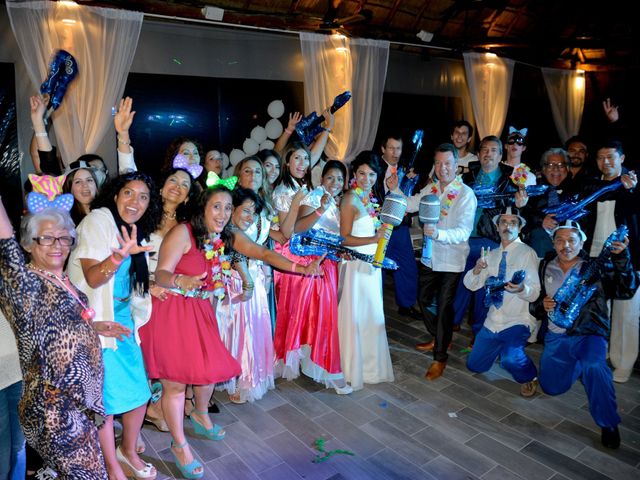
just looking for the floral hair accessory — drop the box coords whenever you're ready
[206,171,238,190]
[28,174,66,201]
[173,154,203,179]
[510,164,532,187]
[203,233,232,300]
[27,192,74,214]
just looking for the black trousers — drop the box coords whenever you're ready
[417,265,461,362]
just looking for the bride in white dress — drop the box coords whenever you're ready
[338,151,394,391]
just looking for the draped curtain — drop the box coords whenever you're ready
[541,67,585,143]
[300,32,389,163]
[6,0,143,166]
[463,51,515,139]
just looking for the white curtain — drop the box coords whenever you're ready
[300,32,389,163]
[6,0,143,167]
[463,51,515,139]
[541,67,585,143]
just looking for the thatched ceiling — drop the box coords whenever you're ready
[79,0,638,70]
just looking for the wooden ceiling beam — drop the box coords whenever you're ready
[385,0,403,25]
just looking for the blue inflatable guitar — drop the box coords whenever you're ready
[484,270,526,308]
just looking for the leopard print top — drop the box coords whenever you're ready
[0,238,105,426]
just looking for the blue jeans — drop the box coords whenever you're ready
[0,381,26,480]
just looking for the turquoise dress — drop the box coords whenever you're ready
[102,257,151,415]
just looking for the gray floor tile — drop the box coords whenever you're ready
[533,395,600,432]
[267,403,333,445]
[486,390,564,429]
[465,434,554,480]
[441,384,512,421]
[404,400,481,443]
[443,368,498,397]
[314,438,396,480]
[481,465,526,480]
[456,408,532,450]
[205,452,258,480]
[263,430,338,480]
[254,388,288,412]
[499,412,586,458]
[520,441,611,480]
[358,393,428,435]
[368,447,438,480]
[413,426,496,476]
[360,418,439,466]
[576,446,640,480]
[274,379,334,418]
[363,381,420,408]
[258,462,302,480]
[315,410,385,457]
[220,421,283,473]
[395,377,466,412]
[423,455,480,480]
[312,389,379,426]
[222,401,286,439]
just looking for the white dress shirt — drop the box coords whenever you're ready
[395,179,477,272]
[464,238,540,333]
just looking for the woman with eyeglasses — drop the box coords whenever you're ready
[0,193,128,478]
[68,172,162,480]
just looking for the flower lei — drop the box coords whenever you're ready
[510,163,531,187]
[349,178,381,228]
[429,175,463,217]
[203,233,232,300]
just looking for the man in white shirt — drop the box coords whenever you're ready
[451,120,478,174]
[390,143,477,380]
[463,207,540,396]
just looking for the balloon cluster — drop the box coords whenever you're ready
[224,99,285,175]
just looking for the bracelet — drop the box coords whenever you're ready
[314,208,323,217]
[117,135,130,146]
[110,254,123,265]
[242,282,255,292]
[173,274,183,289]
[34,132,48,137]
[289,262,298,273]
[285,127,294,135]
[99,262,117,277]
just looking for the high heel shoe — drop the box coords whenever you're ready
[184,396,195,417]
[189,410,225,441]
[170,440,204,479]
[116,446,156,479]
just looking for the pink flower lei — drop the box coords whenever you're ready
[203,233,232,300]
[349,178,381,228]
[429,175,463,217]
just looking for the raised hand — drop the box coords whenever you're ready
[602,98,619,123]
[385,172,399,191]
[610,236,629,255]
[542,214,558,232]
[620,170,637,190]
[287,112,302,131]
[514,188,529,208]
[473,247,489,274]
[112,225,153,260]
[30,95,47,123]
[114,97,135,135]
[322,108,335,129]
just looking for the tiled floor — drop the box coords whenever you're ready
[136,281,640,480]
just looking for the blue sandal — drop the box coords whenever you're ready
[170,440,203,479]
[190,409,226,441]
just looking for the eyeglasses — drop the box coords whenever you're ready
[553,237,579,246]
[32,236,75,246]
[506,138,525,146]
[543,162,567,170]
[498,220,520,227]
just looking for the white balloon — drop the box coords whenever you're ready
[250,126,267,143]
[243,138,260,156]
[259,140,275,151]
[265,118,283,139]
[229,148,245,166]
[267,99,285,119]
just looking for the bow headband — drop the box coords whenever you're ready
[508,126,528,137]
[28,174,66,201]
[206,171,238,190]
[173,154,203,179]
[27,192,74,214]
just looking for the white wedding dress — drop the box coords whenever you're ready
[337,215,394,391]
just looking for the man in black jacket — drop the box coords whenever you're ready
[534,221,637,449]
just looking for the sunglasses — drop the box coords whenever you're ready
[506,138,525,146]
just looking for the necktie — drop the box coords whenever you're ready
[498,251,508,281]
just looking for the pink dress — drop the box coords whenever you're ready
[272,186,343,382]
[140,225,241,385]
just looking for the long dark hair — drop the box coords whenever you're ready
[162,137,204,173]
[63,167,99,225]
[351,150,383,200]
[158,167,199,222]
[232,187,264,215]
[190,186,233,250]
[276,141,313,190]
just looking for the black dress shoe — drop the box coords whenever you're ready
[601,426,621,449]
[398,306,423,320]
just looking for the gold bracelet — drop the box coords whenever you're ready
[99,261,117,277]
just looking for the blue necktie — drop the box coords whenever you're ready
[494,251,509,309]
